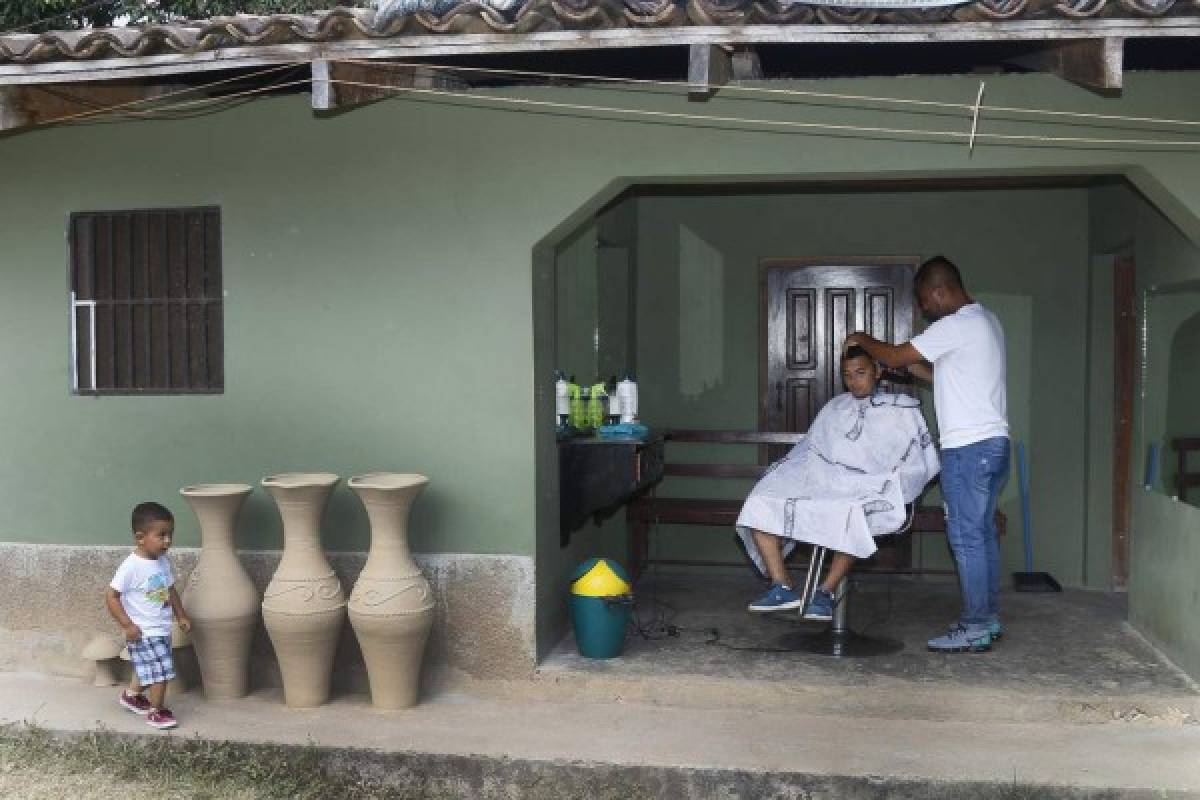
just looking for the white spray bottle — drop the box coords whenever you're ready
[616,372,639,424]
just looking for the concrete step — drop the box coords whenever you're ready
[511,669,1200,727]
[1,675,1197,799]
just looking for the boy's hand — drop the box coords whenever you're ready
[123,624,143,642]
[177,615,193,634]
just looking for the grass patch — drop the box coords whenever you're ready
[0,722,405,799]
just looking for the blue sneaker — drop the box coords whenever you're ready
[949,617,1003,640]
[802,588,835,621]
[747,583,804,613]
[928,624,992,653]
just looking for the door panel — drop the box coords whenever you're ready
[762,260,916,443]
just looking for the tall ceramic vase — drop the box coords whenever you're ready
[261,472,345,708]
[180,483,257,700]
[348,473,434,710]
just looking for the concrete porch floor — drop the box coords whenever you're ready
[538,572,1200,725]
[1,575,1198,798]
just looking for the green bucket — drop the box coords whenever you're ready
[569,558,633,659]
[569,594,631,659]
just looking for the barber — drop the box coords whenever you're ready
[845,255,1009,654]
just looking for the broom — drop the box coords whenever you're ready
[1012,442,1062,592]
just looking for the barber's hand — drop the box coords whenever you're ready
[123,624,143,642]
[844,332,867,351]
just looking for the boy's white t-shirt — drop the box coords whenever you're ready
[109,553,175,637]
[910,302,1009,450]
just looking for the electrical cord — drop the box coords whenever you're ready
[624,516,900,652]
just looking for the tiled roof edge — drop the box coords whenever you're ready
[0,1,1195,65]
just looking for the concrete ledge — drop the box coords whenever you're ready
[0,543,535,689]
[2,674,1197,799]
[31,730,1200,800]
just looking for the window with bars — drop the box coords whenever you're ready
[69,208,224,395]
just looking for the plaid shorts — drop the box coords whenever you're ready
[127,635,175,686]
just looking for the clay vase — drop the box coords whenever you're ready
[348,473,434,710]
[179,483,257,700]
[260,472,345,708]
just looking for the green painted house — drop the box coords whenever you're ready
[1,4,1199,687]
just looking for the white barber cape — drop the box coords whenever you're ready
[736,391,940,572]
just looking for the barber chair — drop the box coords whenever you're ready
[776,506,915,657]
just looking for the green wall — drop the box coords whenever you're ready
[1,69,1200,669]
[1088,178,1200,676]
[1166,310,1200,504]
[1124,195,1200,679]
[631,189,1088,583]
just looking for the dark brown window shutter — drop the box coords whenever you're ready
[69,207,223,395]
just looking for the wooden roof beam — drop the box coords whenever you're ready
[732,46,764,82]
[0,82,178,132]
[1007,38,1123,96]
[311,58,464,113]
[688,44,731,101]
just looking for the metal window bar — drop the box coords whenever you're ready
[69,292,97,392]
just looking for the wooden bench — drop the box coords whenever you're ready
[625,429,1006,581]
[1171,436,1200,503]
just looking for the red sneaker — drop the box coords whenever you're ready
[118,690,153,716]
[146,708,178,730]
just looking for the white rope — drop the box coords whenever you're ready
[339,57,1200,131]
[32,62,302,126]
[320,76,1200,150]
[15,62,1200,152]
[968,80,985,154]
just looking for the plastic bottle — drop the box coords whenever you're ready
[555,371,570,424]
[616,372,639,424]
[570,383,587,430]
[588,382,608,430]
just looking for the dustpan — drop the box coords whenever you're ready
[1012,442,1062,593]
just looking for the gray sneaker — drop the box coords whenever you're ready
[948,617,1003,640]
[928,624,992,653]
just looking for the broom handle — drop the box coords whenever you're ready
[1017,442,1033,573]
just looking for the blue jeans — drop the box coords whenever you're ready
[940,437,1010,627]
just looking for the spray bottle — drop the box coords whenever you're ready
[616,372,639,424]
[555,371,570,426]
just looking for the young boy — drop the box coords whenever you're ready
[106,501,192,730]
[736,346,940,619]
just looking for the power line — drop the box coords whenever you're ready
[318,75,1200,150]
[23,62,302,127]
[9,57,1200,152]
[339,57,1200,132]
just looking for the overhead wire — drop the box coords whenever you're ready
[5,8,1200,134]
[7,51,1200,151]
[21,62,304,127]
[3,0,1200,133]
[336,57,1200,132]
[316,74,1200,150]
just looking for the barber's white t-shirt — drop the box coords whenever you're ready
[110,553,175,637]
[910,302,1008,450]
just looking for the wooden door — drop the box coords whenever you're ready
[760,259,917,446]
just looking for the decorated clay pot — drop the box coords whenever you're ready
[260,472,345,708]
[348,473,434,710]
[180,483,257,699]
